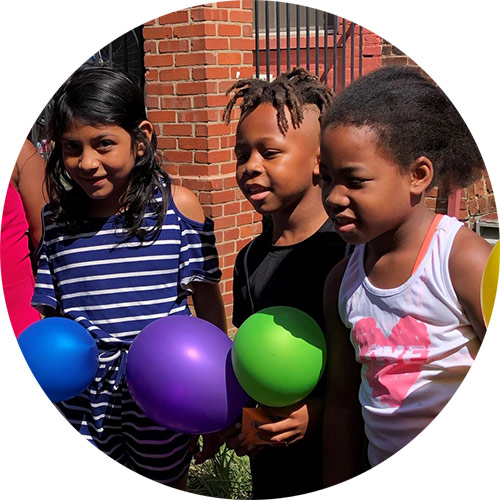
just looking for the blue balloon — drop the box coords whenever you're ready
[18,317,99,402]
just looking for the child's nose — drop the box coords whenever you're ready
[79,149,100,171]
[324,184,349,208]
[242,151,264,175]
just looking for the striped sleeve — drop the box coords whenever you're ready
[31,212,59,314]
[178,214,222,290]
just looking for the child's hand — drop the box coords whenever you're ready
[224,422,263,457]
[188,434,200,455]
[255,402,310,447]
[192,432,224,464]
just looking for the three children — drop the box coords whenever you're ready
[13,62,491,496]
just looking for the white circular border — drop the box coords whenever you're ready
[1,1,497,499]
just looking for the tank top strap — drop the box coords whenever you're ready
[411,214,444,275]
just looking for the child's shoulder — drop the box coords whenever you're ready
[170,184,206,224]
[448,223,492,339]
[449,223,492,277]
[40,202,60,227]
[322,253,353,313]
[325,254,352,293]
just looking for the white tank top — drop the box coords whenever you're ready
[339,215,480,466]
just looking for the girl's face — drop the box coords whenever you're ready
[234,103,321,215]
[61,120,150,216]
[320,125,414,245]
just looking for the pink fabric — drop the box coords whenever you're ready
[1,182,41,336]
[352,316,430,409]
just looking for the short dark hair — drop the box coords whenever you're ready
[223,67,335,133]
[45,63,170,240]
[321,65,485,192]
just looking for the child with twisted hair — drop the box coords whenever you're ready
[320,65,492,486]
[221,68,351,498]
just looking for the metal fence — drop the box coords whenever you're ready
[30,26,145,150]
[88,25,145,90]
[253,0,364,92]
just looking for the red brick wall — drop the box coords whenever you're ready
[465,176,497,224]
[143,1,262,329]
[142,4,496,329]
[381,40,420,68]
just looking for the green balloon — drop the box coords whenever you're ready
[231,306,327,407]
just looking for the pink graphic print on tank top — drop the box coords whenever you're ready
[352,317,430,408]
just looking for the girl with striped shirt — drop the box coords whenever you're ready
[32,64,225,489]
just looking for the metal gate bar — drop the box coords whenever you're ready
[254,1,364,91]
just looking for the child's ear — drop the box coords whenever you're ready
[409,156,434,195]
[312,147,321,177]
[136,120,154,157]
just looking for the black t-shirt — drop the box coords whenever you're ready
[233,218,347,330]
[232,218,349,499]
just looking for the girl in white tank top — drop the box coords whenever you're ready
[319,66,493,486]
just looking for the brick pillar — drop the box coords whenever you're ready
[381,40,419,68]
[143,1,261,331]
[465,177,497,226]
[360,29,383,74]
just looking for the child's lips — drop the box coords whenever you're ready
[333,216,357,233]
[250,191,270,202]
[246,184,271,202]
[81,176,106,186]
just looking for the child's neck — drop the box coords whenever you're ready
[364,207,436,288]
[87,198,121,218]
[271,187,327,246]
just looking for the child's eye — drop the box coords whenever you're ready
[319,168,332,181]
[262,150,279,159]
[62,142,81,156]
[347,178,366,188]
[319,166,332,183]
[97,140,114,151]
[235,152,249,164]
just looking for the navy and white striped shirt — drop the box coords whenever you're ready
[31,191,222,483]
[33,193,221,344]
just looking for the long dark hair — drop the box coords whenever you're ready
[45,63,170,240]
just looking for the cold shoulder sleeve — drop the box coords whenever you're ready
[174,204,222,291]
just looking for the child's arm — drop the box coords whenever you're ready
[172,184,227,333]
[322,258,365,487]
[192,281,227,333]
[14,139,47,249]
[450,226,493,340]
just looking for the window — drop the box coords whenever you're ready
[254,1,338,34]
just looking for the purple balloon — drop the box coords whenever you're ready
[126,315,250,434]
